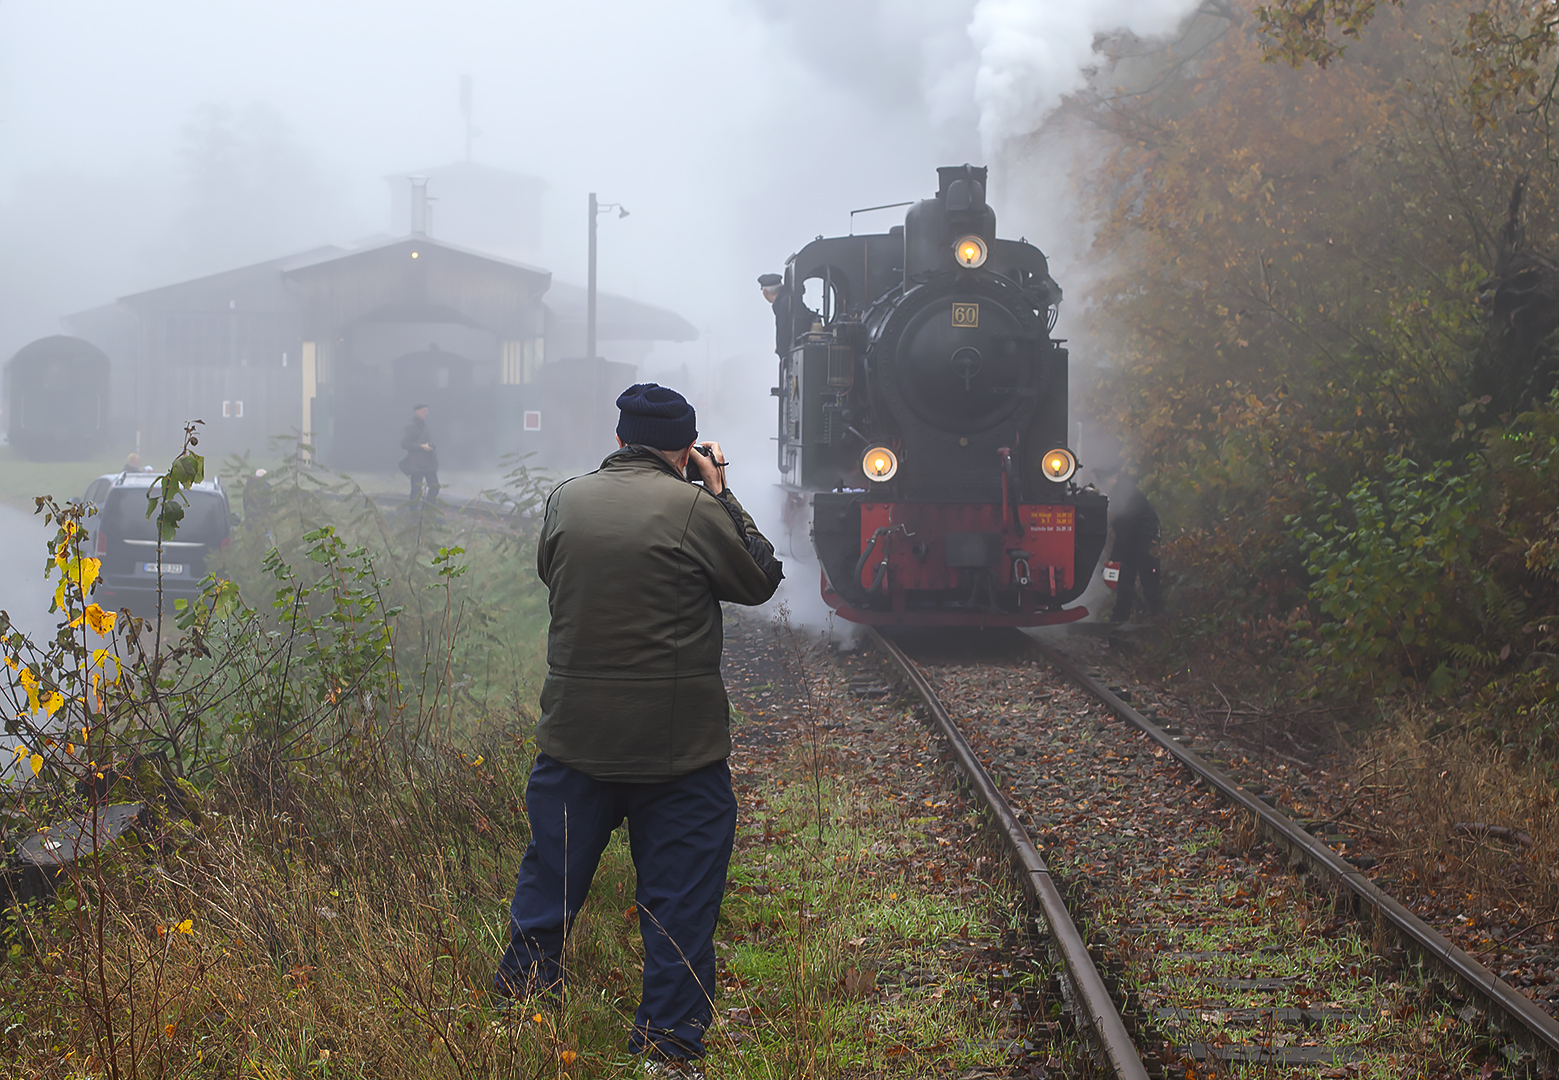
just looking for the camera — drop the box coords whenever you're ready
[685,443,713,482]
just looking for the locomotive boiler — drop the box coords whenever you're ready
[773,165,1106,626]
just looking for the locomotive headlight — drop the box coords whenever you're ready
[953,235,988,269]
[862,446,899,482]
[1041,448,1077,483]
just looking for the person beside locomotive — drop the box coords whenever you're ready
[399,403,440,506]
[1101,470,1164,624]
[491,382,783,1072]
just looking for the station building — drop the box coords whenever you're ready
[42,167,696,475]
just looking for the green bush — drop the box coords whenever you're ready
[1293,452,1506,695]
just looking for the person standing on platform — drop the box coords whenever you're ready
[399,403,440,506]
[492,383,783,1075]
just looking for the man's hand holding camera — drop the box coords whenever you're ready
[687,441,728,496]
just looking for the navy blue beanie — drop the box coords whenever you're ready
[615,383,697,450]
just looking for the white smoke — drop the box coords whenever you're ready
[750,0,1201,154]
[969,0,1200,153]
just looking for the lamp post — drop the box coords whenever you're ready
[587,192,629,361]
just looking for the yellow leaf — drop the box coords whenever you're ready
[84,604,116,636]
[54,556,102,609]
[174,919,193,935]
[92,649,121,682]
[164,1022,176,1037]
[18,668,40,713]
[29,754,42,778]
[40,692,64,719]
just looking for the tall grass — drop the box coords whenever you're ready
[0,434,559,1078]
[1362,706,1559,931]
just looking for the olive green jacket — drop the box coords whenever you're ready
[533,448,783,781]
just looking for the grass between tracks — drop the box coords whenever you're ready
[1100,856,1481,1076]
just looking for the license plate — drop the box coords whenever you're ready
[143,562,185,575]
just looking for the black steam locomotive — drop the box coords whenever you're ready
[773,165,1106,626]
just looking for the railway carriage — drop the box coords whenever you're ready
[4,336,112,462]
[774,165,1106,626]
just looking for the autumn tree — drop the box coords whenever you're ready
[1048,0,1559,700]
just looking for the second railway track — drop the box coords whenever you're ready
[867,626,1559,1078]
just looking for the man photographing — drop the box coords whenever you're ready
[493,383,783,1074]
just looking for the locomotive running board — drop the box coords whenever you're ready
[821,573,1090,628]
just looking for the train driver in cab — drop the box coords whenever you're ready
[759,273,820,358]
[758,273,789,358]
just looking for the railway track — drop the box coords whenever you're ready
[867,627,1559,1078]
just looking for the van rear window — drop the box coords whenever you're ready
[103,490,228,544]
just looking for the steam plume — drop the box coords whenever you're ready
[970,0,1199,152]
[752,0,1202,153]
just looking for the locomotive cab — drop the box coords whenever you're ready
[775,165,1106,627]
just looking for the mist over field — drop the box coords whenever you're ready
[0,0,1203,628]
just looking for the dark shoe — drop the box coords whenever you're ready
[489,980,562,1013]
[488,988,562,1036]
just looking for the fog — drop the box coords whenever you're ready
[1,0,1201,631]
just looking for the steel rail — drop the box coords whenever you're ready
[867,629,1150,1080]
[1029,637,1559,1068]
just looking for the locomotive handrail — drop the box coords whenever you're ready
[869,629,1150,1080]
[1029,637,1559,1069]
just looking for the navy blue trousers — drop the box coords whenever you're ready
[495,754,736,1060]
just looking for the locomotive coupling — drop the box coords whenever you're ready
[1008,550,1033,588]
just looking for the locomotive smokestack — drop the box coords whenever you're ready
[905,164,998,283]
[938,164,993,236]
